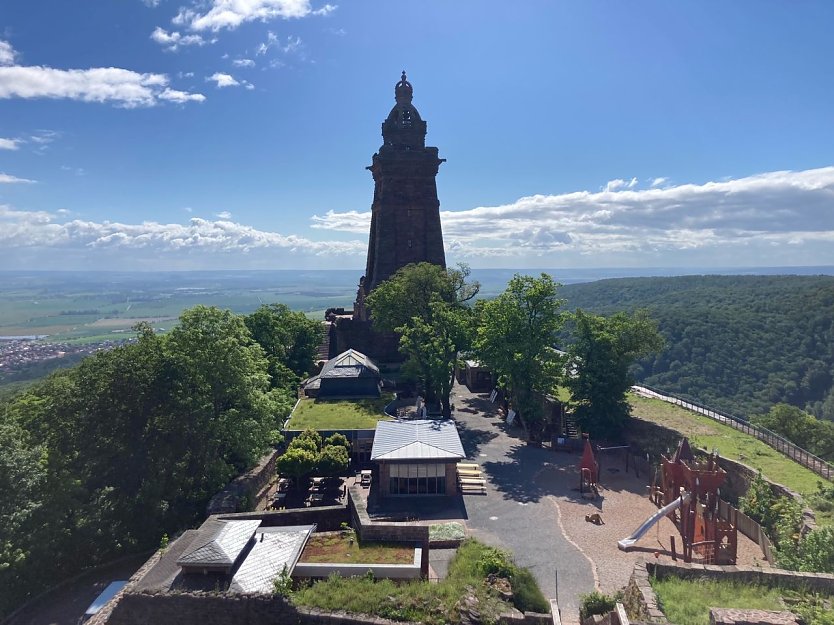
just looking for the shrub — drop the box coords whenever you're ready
[477,546,514,578]
[580,590,618,620]
[510,567,549,613]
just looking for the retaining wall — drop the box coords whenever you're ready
[206,449,281,515]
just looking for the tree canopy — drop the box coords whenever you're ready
[559,275,834,419]
[473,273,565,436]
[0,303,317,618]
[566,309,663,439]
[366,262,478,417]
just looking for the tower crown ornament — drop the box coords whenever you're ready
[394,70,413,104]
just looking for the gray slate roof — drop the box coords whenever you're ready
[319,349,380,380]
[177,519,260,569]
[230,525,314,593]
[371,419,465,461]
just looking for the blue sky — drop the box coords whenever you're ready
[2,0,834,271]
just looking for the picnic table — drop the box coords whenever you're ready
[269,492,286,510]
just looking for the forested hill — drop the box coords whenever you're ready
[559,275,834,419]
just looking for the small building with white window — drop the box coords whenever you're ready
[370,419,465,497]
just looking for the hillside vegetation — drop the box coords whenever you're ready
[560,275,834,419]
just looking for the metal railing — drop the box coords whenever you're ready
[632,383,833,481]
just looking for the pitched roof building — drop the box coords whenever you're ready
[371,419,465,497]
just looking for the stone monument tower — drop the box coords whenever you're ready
[328,72,447,361]
[353,71,447,321]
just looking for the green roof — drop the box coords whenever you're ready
[285,395,394,430]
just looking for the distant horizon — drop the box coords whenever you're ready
[2,265,834,274]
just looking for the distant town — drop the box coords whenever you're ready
[0,337,131,383]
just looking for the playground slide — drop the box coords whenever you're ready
[617,492,691,551]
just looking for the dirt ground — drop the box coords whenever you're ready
[547,462,770,594]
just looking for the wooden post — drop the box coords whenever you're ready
[671,535,677,561]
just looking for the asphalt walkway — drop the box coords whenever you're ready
[451,382,595,624]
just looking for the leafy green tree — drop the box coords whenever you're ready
[367,263,478,416]
[244,303,323,389]
[317,444,350,477]
[324,433,351,452]
[276,447,318,487]
[566,309,663,438]
[474,273,565,436]
[294,428,323,453]
[752,404,834,461]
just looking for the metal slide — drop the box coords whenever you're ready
[617,492,691,551]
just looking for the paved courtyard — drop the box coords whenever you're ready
[450,381,768,624]
[451,382,595,623]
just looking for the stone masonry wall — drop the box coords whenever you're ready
[217,505,349,532]
[206,449,280,515]
[348,486,430,575]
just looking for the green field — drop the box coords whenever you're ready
[0,271,356,343]
[285,395,394,430]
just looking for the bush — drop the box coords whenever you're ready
[477,546,514,578]
[510,567,550,613]
[580,590,618,620]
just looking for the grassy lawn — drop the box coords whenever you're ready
[299,533,414,564]
[286,394,394,430]
[652,577,784,625]
[628,393,832,524]
[651,577,834,625]
[428,522,466,542]
[291,539,548,624]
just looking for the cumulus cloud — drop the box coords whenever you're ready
[0,207,365,266]
[216,210,232,219]
[150,27,208,51]
[0,173,36,184]
[233,58,255,67]
[311,166,834,262]
[0,41,205,107]
[207,72,238,87]
[173,0,336,32]
[0,137,20,150]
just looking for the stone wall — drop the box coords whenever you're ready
[330,318,402,363]
[206,449,280,515]
[218,505,349,532]
[347,486,430,576]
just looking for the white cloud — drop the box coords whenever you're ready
[0,41,16,66]
[604,178,638,191]
[207,72,239,87]
[174,0,336,32]
[0,137,20,150]
[150,27,207,51]
[142,0,161,7]
[0,207,365,269]
[233,58,255,67]
[257,31,279,56]
[651,177,668,188]
[216,210,232,219]
[0,173,36,184]
[311,166,834,263]
[0,60,205,107]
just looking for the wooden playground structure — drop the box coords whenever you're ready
[650,438,738,564]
